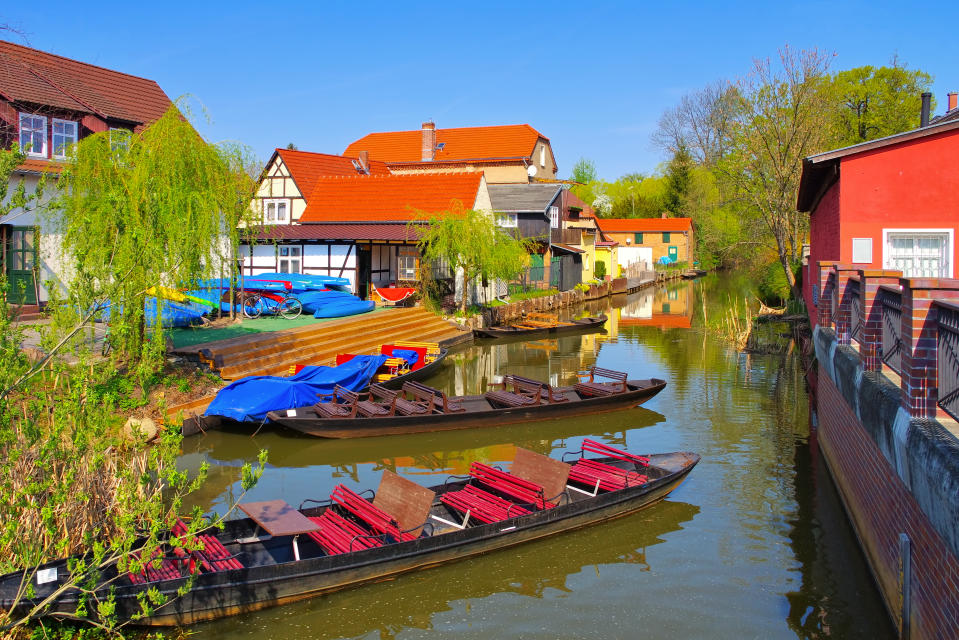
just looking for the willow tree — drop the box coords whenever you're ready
[413,201,533,313]
[50,105,257,370]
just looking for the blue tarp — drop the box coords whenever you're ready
[391,348,419,367]
[205,354,389,423]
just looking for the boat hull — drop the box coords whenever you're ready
[473,314,608,339]
[0,453,697,626]
[266,378,666,438]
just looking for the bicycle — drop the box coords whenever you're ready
[242,291,303,319]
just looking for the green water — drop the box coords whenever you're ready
[179,274,894,639]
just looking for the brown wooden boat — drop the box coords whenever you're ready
[265,367,665,439]
[0,441,698,626]
[473,313,607,339]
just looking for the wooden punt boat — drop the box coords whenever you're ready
[0,442,699,626]
[473,313,608,339]
[265,368,666,438]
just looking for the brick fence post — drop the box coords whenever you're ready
[899,277,959,418]
[858,270,902,371]
[817,260,838,329]
[833,264,860,345]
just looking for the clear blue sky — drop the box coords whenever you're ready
[3,1,956,179]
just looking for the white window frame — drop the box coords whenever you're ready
[109,127,131,152]
[278,245,302,273]
[882,228,954,278]
[549,206,559,229]
[398,255,418,280]
[51,118,78,159]
[19,113,47,157]
[539,145,546,167]
[498,212,518,228]
[263,199,289,224]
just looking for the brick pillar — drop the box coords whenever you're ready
[817,260,838,329]
[858,270,902,371]
[899,277,959,417]
[833,264,860,345]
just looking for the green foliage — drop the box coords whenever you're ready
[829,62,934,147]
[594,260,607,279]
[48,103,258,370]
[663,145,693,216]
[413,202,533,313]
[1,145,49,221]
[509,288,559,301]
[569,157,597,184]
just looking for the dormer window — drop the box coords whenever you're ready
[52,119,77,158]
[19,113,47,157]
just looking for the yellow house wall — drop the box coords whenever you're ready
[530,139,558,180]
[249,156,306,225]
[390,163,530,184]
[604,230,691,263]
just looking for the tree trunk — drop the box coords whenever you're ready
[460,269,469,314]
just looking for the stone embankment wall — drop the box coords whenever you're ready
[814,326,959,639]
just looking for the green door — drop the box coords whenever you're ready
[668,246,678,262]
[7,226,38,305]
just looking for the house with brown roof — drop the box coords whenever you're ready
[0,40,174,304]
[243,172,491,297]
[344,122,558,184]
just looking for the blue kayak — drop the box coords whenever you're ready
[97,297,209,328]
[313,300,375,318]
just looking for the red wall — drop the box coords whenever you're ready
[838,128,959,275]
[805,181,840,326]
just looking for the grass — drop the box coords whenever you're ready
[509,288,559,301]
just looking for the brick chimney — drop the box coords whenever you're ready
[421,121,436,161]
[949,92,958,112]
[357,150,369,174]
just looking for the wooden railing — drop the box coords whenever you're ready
[937,300,959,422]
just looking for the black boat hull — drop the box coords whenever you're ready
[266,378,666,438]
[473,314,608,339]
[0,453,698,626]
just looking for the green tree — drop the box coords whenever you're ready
[829,62,934,146]
[663,144,693,216]
[49,104,258,372]
[570,157,597,184]
[413,202,533,313]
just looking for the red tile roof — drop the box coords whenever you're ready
[344,124,546,164]
[251,223,421,242]
[0,40,173,130]
[14,158,64,174]
[595,218,693,233]
[275,148,390,200]
[300,173,484,223]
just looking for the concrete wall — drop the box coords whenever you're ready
[814,326,959,638]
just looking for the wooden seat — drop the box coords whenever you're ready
[127,548,184,584]
[171,519,243,572]
[314,385,390,419]
[510,447,571,501]
[485,389,537,408]
[307,511,383,555]
[440,484,531,525]
[469,461,554,510]
[369,384,429,416]
[506,375,568,403]
[574,367,628,397]
[403,381,464,413]
[371,470,436,537]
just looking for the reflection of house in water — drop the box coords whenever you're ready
[615,282,693,330]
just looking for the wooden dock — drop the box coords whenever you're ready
[166,307,469,430]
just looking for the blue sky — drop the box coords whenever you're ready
[3,1,956,179]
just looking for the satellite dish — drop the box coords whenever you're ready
[527,165,538,177]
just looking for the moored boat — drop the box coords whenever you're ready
[0,441,699,626]
[474,313,608,339]
[266,367,665,438]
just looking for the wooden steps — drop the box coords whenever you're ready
[166,307,468,430]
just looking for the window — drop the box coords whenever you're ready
[662,232,671,243]
[278,246,301,273]
[398,255,418,280]
[852,238,873,263]
[539,146,546,167]
[883,229,953,278]
[498,213,518,228]
[110,128,131,152]
[549,206,559,229]
[51,119,77,158]
[19,113,47,156]
[263,199,289,224]
[634,233,643,244]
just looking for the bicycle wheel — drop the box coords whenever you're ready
[279,296,303,319]
[242,294,262,319]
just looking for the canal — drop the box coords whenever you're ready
[180,274,895,639]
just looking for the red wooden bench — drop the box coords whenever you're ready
[171,519,244,572]
[307,510,383,555]
[565,439,650,495]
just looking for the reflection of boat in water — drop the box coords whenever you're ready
[189,498,700,639]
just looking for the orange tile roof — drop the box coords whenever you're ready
[300,173,485,223]
[15,158,64,174]
[595,217,693,233]
[344,124,546,164]
[275,148,390,200]
[0,40,173,131]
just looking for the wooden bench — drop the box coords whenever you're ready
[171,519,244,572]
[403,381,464,414]
[564,439,649,495]
[574,367,629,397]
[506,375,568,404]
[510,447,571,502]
[315,385,390,419]
[485,389,537,408]
[369,384,429,416]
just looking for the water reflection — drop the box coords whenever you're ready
[181,275,895,639]
[188,500,699,640]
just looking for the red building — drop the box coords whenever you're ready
[797,115,959,326]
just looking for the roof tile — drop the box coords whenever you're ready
[345,124,546,164]
[275,148,390,201]
[595,218,693,233]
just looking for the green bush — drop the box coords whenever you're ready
[594,260,607,279]
[757,260,790,306]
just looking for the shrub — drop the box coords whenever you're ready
[594,260,607,279]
